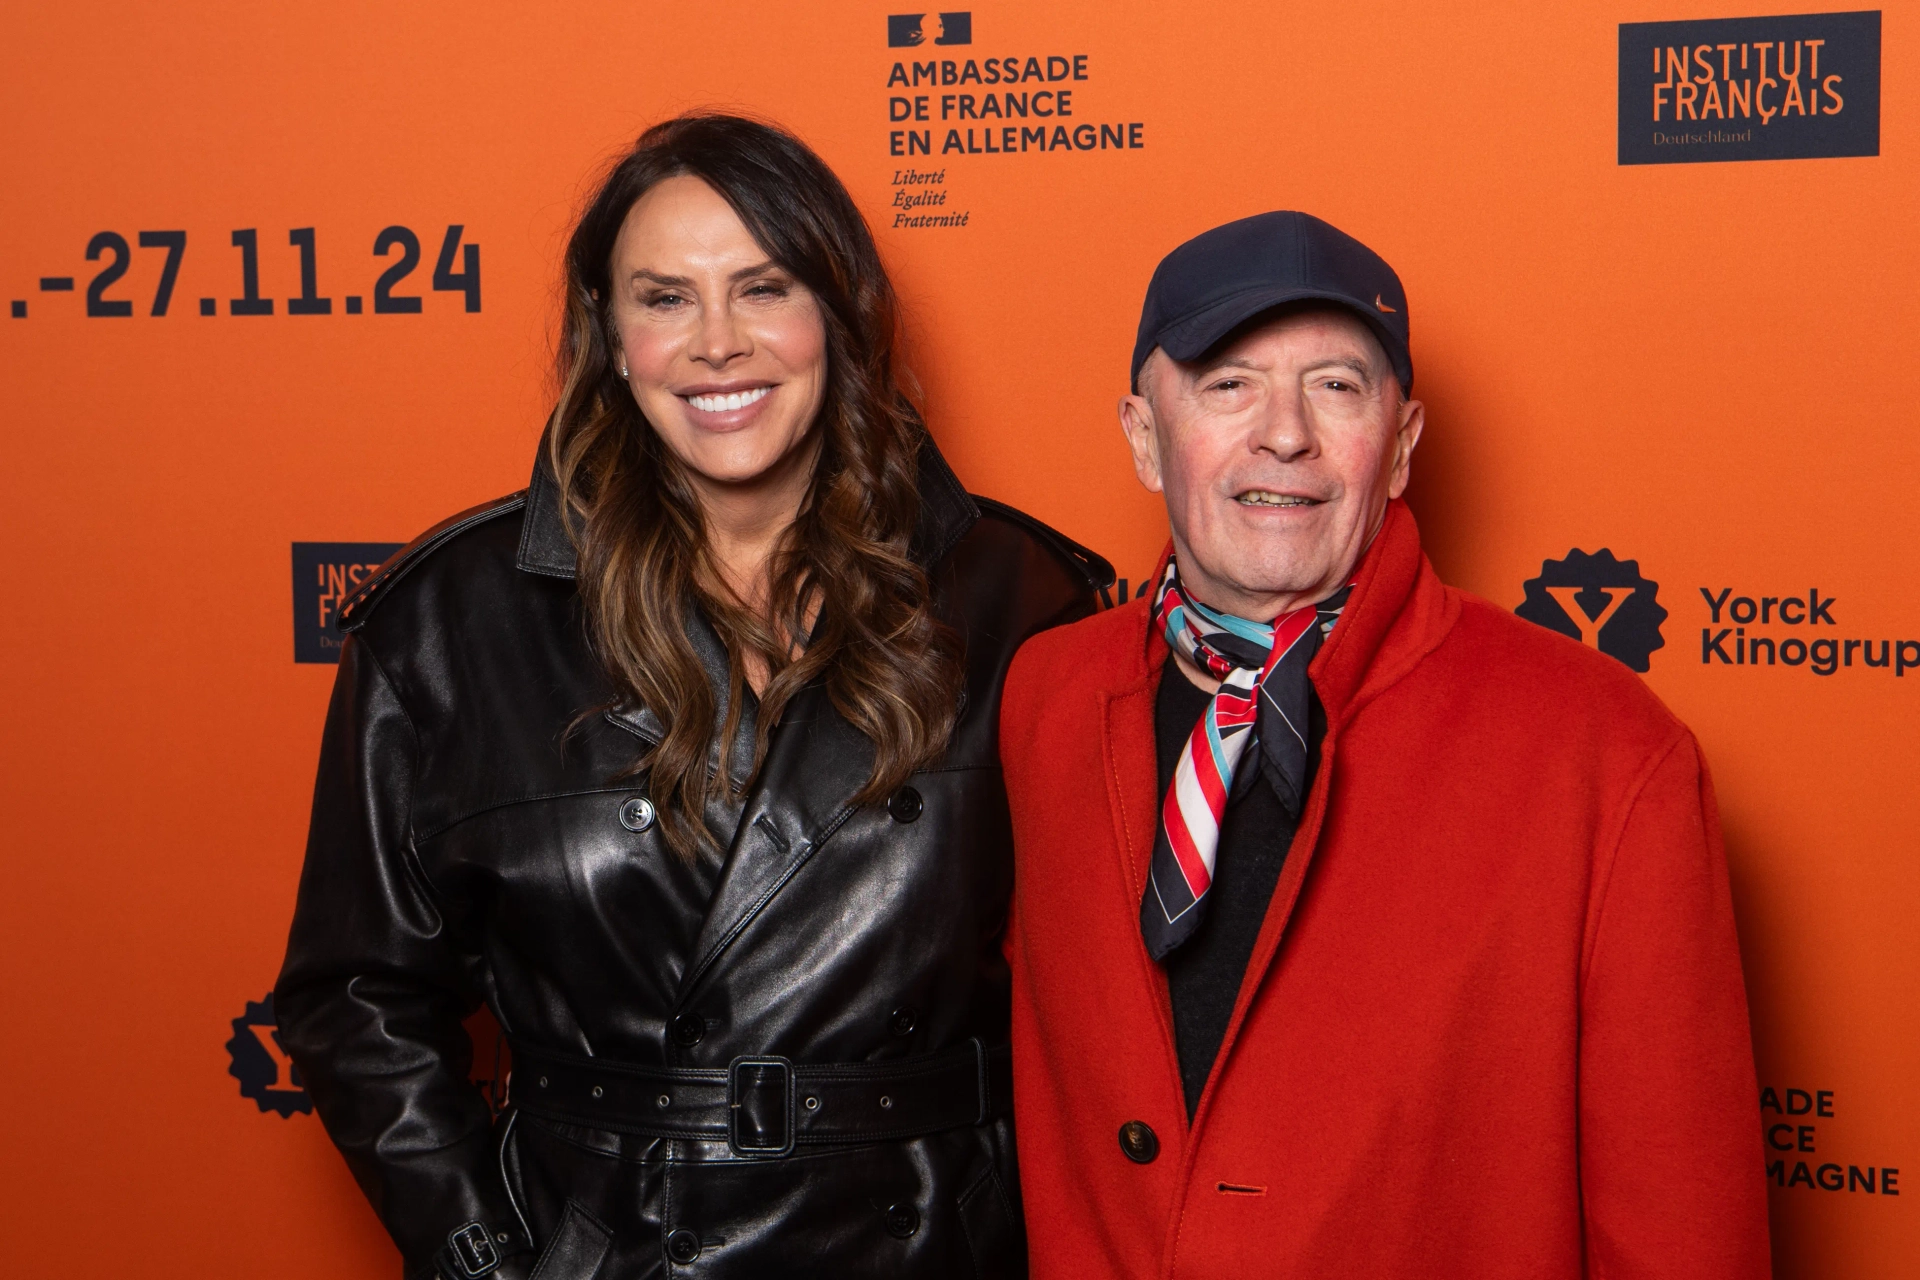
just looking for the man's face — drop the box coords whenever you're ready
[1120,307,1424,620]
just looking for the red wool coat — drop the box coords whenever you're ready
[1000,501,1769,1279]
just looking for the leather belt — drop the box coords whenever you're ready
[508,1038,1012,1159]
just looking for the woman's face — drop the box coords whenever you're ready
[607,174,829,506]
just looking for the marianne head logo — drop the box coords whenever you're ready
[889,11,971,47]
[226,994,311,1117]
[292,541,400,663]
[1517,549,1668,671]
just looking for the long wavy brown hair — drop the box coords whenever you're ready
[548,113,962,859]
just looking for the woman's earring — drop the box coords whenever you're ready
[618,361,629,379]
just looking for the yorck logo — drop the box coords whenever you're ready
[1517,549,1668,672]
[889,12,971,47]
[292,541,400,663]
[227,994,311,1117]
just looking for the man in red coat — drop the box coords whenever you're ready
[1001,212,1769,1278]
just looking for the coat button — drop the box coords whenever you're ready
[619,796,655,832]
[888,1006,917,1037]
[888,786,923,823]
[884,1203,920,1239]
[1119,1120,1160,1164]
[665,1228,701,1264]
[670,1014,706,1047]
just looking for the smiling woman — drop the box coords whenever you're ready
[609,174,829,512]
[551,117,958,861]
[273,112,1109,1280]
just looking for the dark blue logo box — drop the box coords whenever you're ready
[292,541,401,663]
[1618,10,1879,164]
[889,12,971,47]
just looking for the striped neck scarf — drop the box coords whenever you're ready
[1141,559,1350,960]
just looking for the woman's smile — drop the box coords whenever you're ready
[683,384,772,414]
[679,381,778,431]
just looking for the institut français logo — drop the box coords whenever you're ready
[226,994,312,1117]
[1617,10,1880,164]
[1517,550,1668,672]
[889,12,971,47]
[292,541,400,663]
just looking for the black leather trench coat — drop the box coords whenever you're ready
[274,439,1104,1280]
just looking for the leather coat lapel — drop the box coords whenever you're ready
[669,434,978,1004]
[558,428,981,1004]
[604,703,664,745]
[674,677,875,1004]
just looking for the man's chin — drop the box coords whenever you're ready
[1177,560,1329,614]
[1173,529,1351,609]
[1193,532,1323,586]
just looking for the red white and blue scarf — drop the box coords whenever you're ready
[1141,559,1351,960]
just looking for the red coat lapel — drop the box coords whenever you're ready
[1174,500,1460,1129]
[1097,594,1186,1102]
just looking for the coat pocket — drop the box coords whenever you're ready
[527,1201,613,1280]
[956,1165,1024,1280]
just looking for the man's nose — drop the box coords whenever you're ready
[1249,390,1315,460]
[691,297,751,366]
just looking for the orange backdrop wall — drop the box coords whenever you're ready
[1,2,1911,1276]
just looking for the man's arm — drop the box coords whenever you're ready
[1578,732,1770,1278]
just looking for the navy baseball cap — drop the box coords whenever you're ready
[1130,211,1413,393]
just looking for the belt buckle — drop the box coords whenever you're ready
[727,1055,795,1158]
[442,1221,502,1279]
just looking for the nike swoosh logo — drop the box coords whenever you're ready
[1375,294,1398,313]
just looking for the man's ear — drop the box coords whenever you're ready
[1119,390,1165,495]
[1385,393,1425,500]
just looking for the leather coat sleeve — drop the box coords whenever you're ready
[1576,733,1770,1278]
[275,635,530,1280]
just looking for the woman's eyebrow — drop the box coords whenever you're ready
[626,261,782,287]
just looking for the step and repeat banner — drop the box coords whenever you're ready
[1,1,1911,1275]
